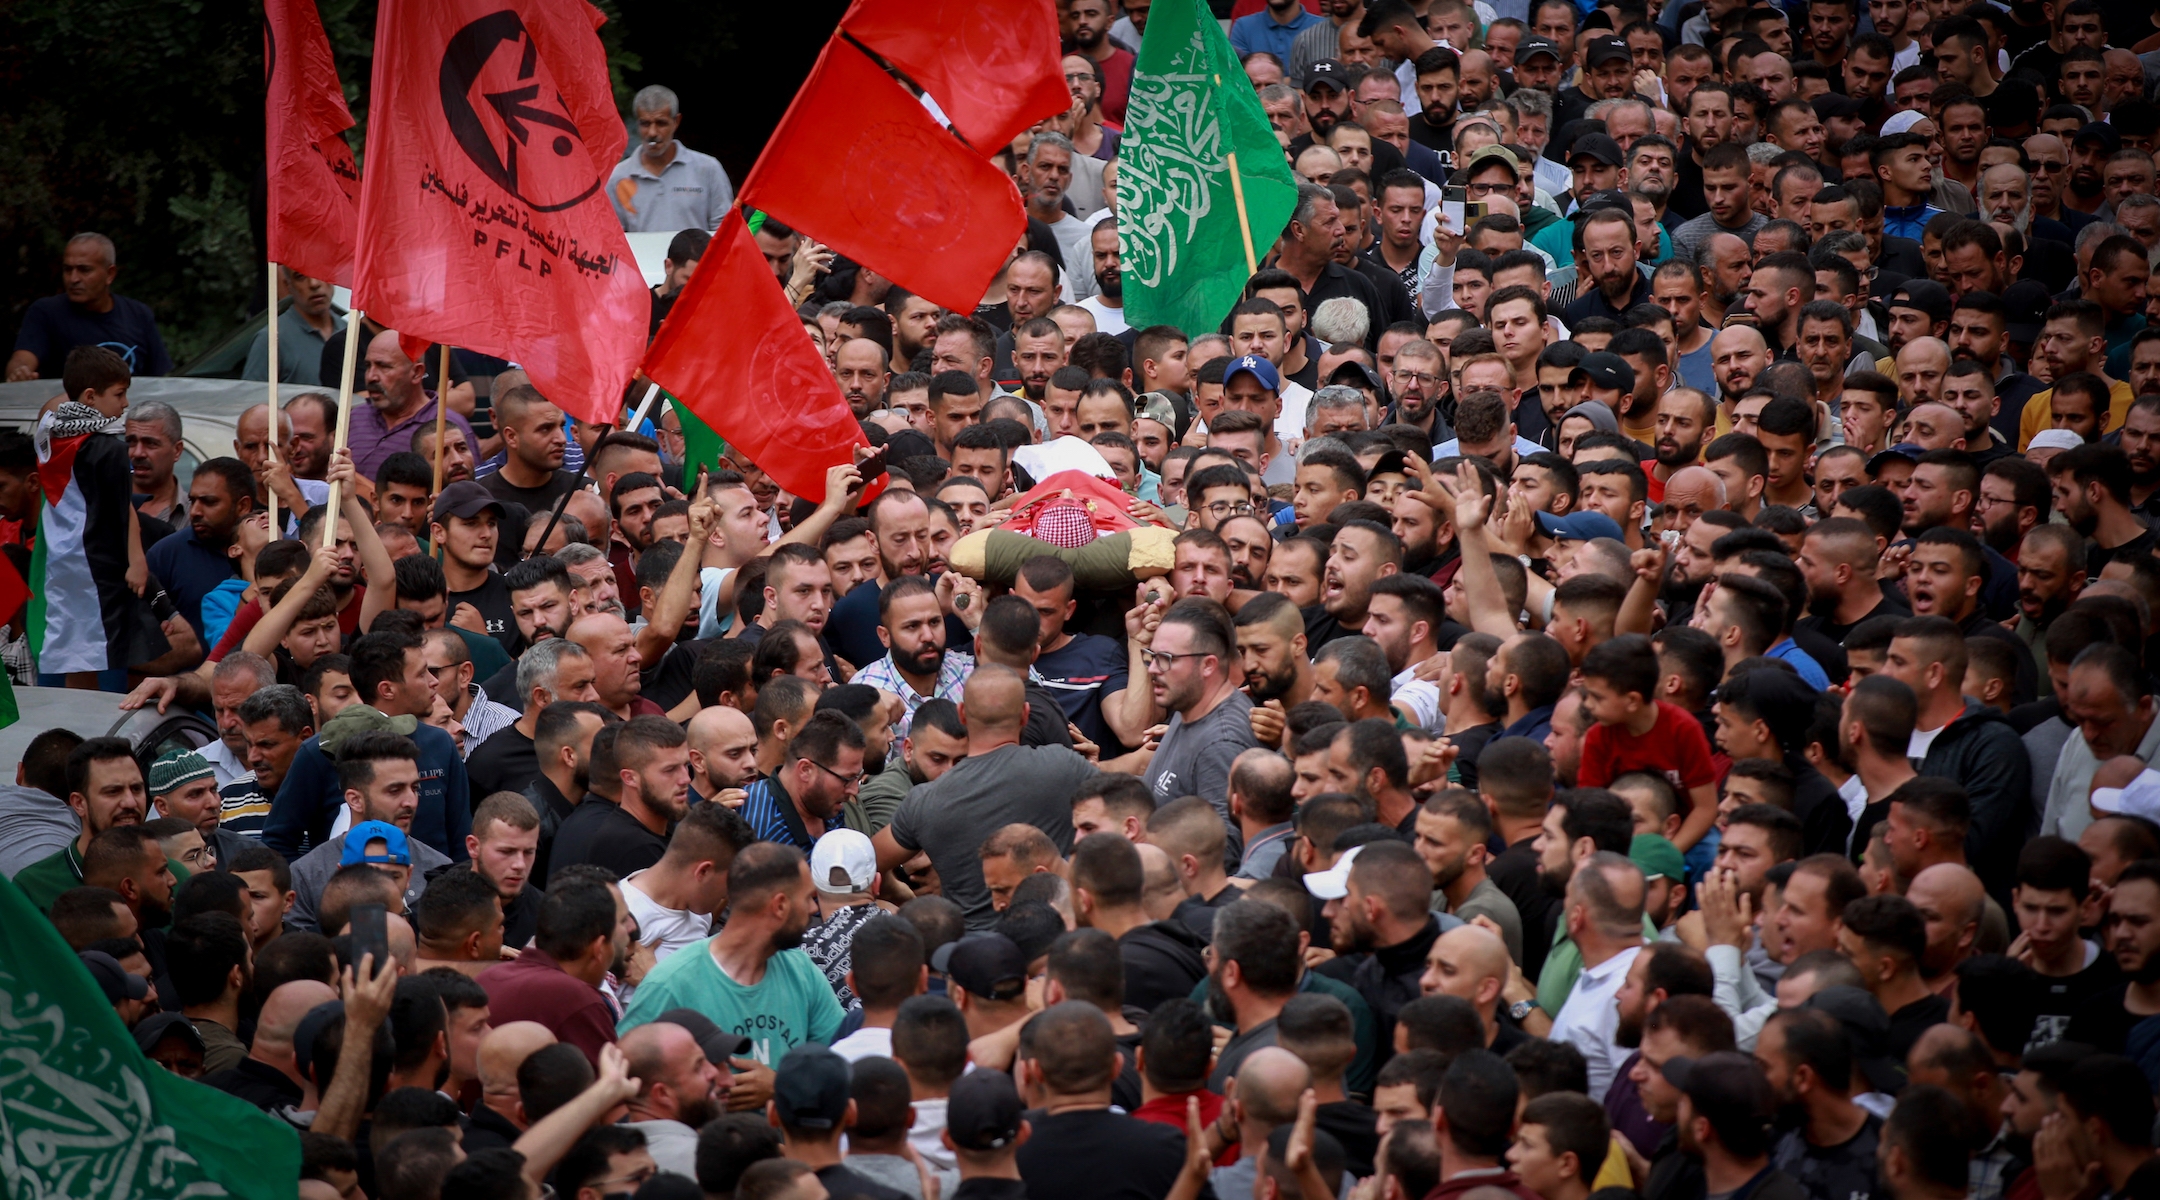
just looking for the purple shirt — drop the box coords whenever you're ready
[346,390,477,480]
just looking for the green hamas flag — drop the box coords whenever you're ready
[1116,0,1300,336]
[0,871,298,1199]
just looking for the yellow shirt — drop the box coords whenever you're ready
[2019,379,2132,450]
[1591,1133,1635,1191]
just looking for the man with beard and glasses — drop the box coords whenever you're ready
[622,841,846,1066]
[1239,593,1318,750]
[1386,340,1450,445]
[739,711,866,855]
[1976,458,2050,558]
[1755,1007,1882,1200]
[1796,518,1909,650]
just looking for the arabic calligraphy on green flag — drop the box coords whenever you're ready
[0,870,299,1200]
[1114,0,1300,336]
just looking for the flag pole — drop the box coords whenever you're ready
[322,309,366,526]
[1216,75,1260,276]
[525,380,660,559]
[265,261,280,537]
[432,342,451,561]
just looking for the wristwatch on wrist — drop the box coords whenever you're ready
[1509,999,1538,1021]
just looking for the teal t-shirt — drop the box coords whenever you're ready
[620,940,845,1065]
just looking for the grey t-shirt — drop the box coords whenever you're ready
[1146,690,1260,819]
[886,744,1099,930]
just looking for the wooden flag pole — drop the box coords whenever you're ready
[265,261,281,537]
[322,309,366,526]
[432,344,451,494]
[1213,74,1260,276]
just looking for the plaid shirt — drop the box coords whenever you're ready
[849,651,974,761]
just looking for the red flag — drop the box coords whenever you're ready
[644,211,870,505]
[742,38,1025,315]
[351,0,644,427]
[840,0,1069,154]
[265,0,360,285]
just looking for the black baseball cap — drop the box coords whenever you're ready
[1305,60,1351,93]
[1568,133,1625,169]
[431,479,507,524]
[934,933,1029,1002]
[772,1044,852,1130]
[1517,35,1563,62]
[1885,279,1953,325]
[80,950,147,1004]
[656,1008,753,1064]
[947,1068,1027,1150]
[1580,351,1637,393]
[1584,35,1633,68]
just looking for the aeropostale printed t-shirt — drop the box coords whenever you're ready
[619,939,844,1065]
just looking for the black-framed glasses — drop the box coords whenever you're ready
[811,759,865,788]
[1140,648,1210,670]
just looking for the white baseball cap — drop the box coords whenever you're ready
[2091,769,2160,822]
[811,828,878,895]
[1303,844,1365,901]
[2027,429,2084,453]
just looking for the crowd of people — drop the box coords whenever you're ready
[14,0,2160,1197]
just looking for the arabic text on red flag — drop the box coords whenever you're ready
[352,0,644,426]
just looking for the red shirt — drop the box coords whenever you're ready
[1640,460,1666,504]
[1576,699,1718,794]
[1131,1090,1234,1165]
[477,946,617,1067]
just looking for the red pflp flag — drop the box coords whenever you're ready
[741,37,1026,315]
[265,0,360,285]
[352,0,644,426]
[643,211,871,504]
[840,0,1069,153]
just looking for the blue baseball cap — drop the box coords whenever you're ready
[1534,510,1626,543]
[342,820,412,866]
[1224,354,1280,392]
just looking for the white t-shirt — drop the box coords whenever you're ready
[1273,379,1317,443]
[622,870,712,961]
[1907,723,1946,761]
[830,1024,894,1062]
[1077,295,1129,336]
[1392,666,1443,732]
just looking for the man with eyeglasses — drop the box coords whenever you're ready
[2020,134,2095,235]
[1386,339,1451,445]
[1141,599,1259,818]
[740,710,867,854]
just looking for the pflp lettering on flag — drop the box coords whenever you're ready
[643,211,873,506]
[352,0,644,426]
[839,0,1069,153]
[739,35,1027,315]
[265,0,361,285]
[1115,0,1299,336]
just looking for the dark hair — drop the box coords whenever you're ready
[695,1115,783,1197]
[1841,893,1926,963]
[534,877,617,961]
[2017,836,2092,899]
[166,913,250,1007]
[1438,1050,1519,1158]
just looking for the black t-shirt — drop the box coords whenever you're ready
[1885,993,1953,1063]
[2092,528,2160,579]
[480,468,583,516]
[1772,1113,1882,1200]
[2064,981,2160,1054]
[468,724,539,799]
[1117,921,1209,1013]
[2028,945,2124,1052]
[1795,596,1911,650]
[1013,1109,1195,1200]
[1445,722,1500,791]
[640,638,707,714]
[1034,633,1129,749]
[1302,604,1360,653]
[501,884,543,950]
[13,293,172,376]
[1489,836,1559,980]
[448,572,522,658]
[1316,1100,1381,1178]
[545,796,669,884]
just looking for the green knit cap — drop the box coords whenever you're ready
[147,749,216,796]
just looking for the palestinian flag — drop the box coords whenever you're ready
[29,415,133,676]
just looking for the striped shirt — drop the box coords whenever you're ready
[740,773,819,851]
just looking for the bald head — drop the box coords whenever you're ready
[568,613,633,654]
[1427,923,1511,1007]
[1137,842,1182,915]
[1231,1046,1314,1126]
[687,704,757,788]
[254,980,339,1057]
[1711,325,1769,358]
[478,1021,559,1094]
[387,912,416,971]
[961,664,1027,733]
[2094,754,2148,792]
[1662,466,1726,513]
[1908,863,1985,927]
[618,1021,699,1097]
[1897,337,1951,372]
